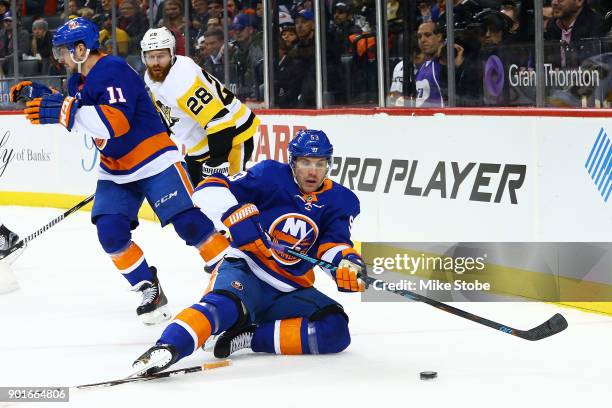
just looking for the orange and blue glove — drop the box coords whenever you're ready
[334,253,366,292]
[221,203,272,259]
[9,81,57,103]
[24,94,80,131]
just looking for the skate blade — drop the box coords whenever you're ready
[128,349,173,378]
[201,334,219,352]
[139,305,172,326]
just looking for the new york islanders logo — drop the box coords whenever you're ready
[93,137,107,150]
[268,213,319,265]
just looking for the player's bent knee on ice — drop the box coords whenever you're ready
[95,214,132,253]
[310,311,351,354]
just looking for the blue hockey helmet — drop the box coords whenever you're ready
[52,17,100,59]
[288,129,334,163]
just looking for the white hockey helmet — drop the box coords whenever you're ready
[140,27,176,64]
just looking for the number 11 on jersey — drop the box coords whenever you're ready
[107,87,127,104]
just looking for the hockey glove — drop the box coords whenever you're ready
[10,81,57,103]
[202,161,230,177]
[25,94,79,131]
[221,203,272,259]
[334,253,366,292]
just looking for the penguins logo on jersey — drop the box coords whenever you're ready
[155,100,180,128]
[268,213,319,265]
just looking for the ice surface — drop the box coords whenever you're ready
[0,206,610,408]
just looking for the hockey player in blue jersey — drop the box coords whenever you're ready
[9,18,230,325]
[132,129,366,375]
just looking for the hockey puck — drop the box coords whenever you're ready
[420,371,437,381]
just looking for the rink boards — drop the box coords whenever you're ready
[0,109,610,313]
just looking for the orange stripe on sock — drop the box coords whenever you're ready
[175,163,194,195]
[111,242,143,270]
[279,318,303,355]
[175,307,212,349]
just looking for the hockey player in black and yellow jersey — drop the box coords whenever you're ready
[141,27,260,185]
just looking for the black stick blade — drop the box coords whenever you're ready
[520,313,568,341]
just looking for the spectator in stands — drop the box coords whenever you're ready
[0,12,29,75]
[501,2,520,35]
[0,1,7,17]
[329,1,363,54]
[118,0,149,54]
[64,0,80,19]
[276,37,304,108]
[417,0,439,24]
[544,0,606,67]
[545,0,606,43]
[192,0,210,34]
[206,15,222,31]
[99,13,130,56]
[200,29,225,77]
[226,0,237,19]
[476,9,514,46]
[230,12,263,100]
[208,0,223,18]
[156,0,187,55]
[281,25,299,49]
[96,0,112,15]
[414,21,444,107]
[29,19,53,74]
[290,9,315,107]
[255,0,264,27]
[157,0,187,31]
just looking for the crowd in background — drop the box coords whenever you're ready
[1,0,612,108]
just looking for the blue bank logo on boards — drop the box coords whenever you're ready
[585,128,612,203]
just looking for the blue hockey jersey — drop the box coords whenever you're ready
[193,160,361,292]
[69,55,182,183]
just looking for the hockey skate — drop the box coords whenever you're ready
[213,324,256,358]
[134,267,171,325]
[131,344,178,376]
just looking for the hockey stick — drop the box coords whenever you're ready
[268,242,568,341]
[0,194,95,260]
[76,360,231,390]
